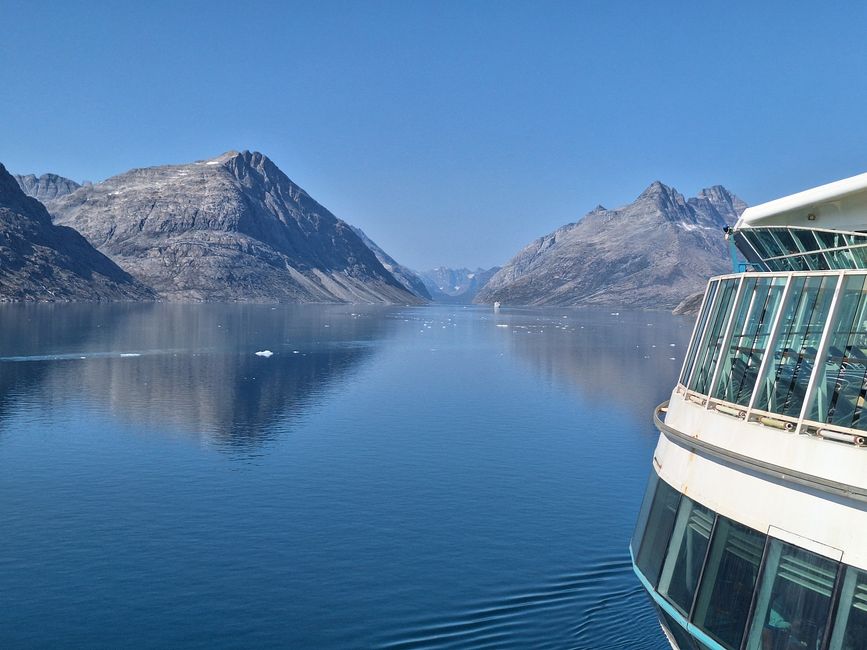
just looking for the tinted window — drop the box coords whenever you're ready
[828,566,867,650]
[712,276,786,407]
[636,478,681,586]
[689,278,740,395]
[745,539,839,650]
[692,517,766,649]
[658,497,714,615]
[631,471,659,558]
[807,275,867,430]
[751,275,836,417]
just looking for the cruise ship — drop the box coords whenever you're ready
[631,173,867,650]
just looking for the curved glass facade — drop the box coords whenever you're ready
[681,269,867,436]
[631,473,864,650]
[734,227,867,272]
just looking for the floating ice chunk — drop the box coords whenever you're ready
[120,353,141,358]
[255,350,274,358]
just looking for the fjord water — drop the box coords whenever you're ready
[0,303,689,649]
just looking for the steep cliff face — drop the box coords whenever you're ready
[46,151,421,304]
[350,226,431,300]
[14,173,81,203]
[476,182,746,309]
[0,164,153,302]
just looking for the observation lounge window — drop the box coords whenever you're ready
[657,497,714,615]
[807,275,867,430]
[692,517,766,649]
[711,276,786,406]
[745,539,838,650]
[688,278,739,395]
[828,567,867,650]
[752,275,836,417]
[635,476,681,586]
[680,280,720,387]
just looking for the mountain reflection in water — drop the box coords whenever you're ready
[0,304,673,648]
[0,303,394,448]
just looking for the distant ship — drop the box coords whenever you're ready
[631,172,867,650]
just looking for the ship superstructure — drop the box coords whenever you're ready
[631,173,867,650]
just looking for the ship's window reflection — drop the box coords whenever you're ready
[751,275,836,417]
[689,279,740,394]
[692,517,766,649]
[680,280,720,387]
[712,276,786,406]
[807,275,867,430]
[828,567,867,650]
[658,497,714,616]
[635,476,682,586]
[745,539,838,650]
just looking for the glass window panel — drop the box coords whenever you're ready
[850,247,867,270]
[631,471,660,558]
[734,232,768,269]
[636,477,682,587]
[849,247,867,269]
[745,231,776,260]
[744,539,838,650]
[752,275,837,417]
[808,275,867,428]
[658,497,715,615]
[712,277,786,406]
[792,229,821,252]
[680,281,720,386]
[763,231,790,258]
[693,517,767,649]
[771,229,800,256]
[689,278,740,395]
[816,230,848,250]
[827,247,857,270]
[828,566,867,650]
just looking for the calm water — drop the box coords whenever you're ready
[0,303,693,648]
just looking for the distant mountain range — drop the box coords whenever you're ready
[417,267,500,303]
[16,151,424,304]
[8,151,745,309]
[0,164,153,301]
[476,182,746,309]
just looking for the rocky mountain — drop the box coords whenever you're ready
[14,173,81,202]
[0,163,153,301]
[43,151,421,304]
[350,226,431,300]
[476,182,746,309]
[419,266,500,303]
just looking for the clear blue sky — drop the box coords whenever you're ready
[3,1,867,269]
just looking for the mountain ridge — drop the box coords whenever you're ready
[0,163,154,301]
[42,151,422,304]
[475,181,746,309]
